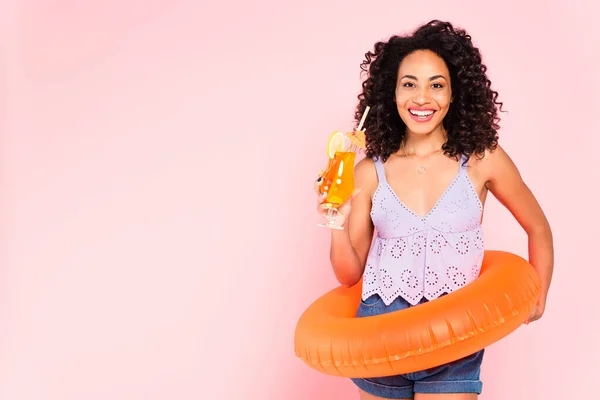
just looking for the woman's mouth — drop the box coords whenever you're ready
[408,109,436,123]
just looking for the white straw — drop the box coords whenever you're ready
[357,106,371,131]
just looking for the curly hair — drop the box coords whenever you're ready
[354,20,504,162]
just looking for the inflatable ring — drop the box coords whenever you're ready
[294,250,541,378]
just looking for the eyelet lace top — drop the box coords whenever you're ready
[362,155,484,306]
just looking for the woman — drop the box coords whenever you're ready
[315,20,554,400]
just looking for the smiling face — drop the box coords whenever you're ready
[395,50,452,137]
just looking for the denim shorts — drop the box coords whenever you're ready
[350,294,484,399]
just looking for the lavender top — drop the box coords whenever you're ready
[362,155,485,306]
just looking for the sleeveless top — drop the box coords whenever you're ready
[362,155,485,306]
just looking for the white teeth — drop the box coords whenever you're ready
[409,110,434,117]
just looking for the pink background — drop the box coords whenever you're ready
[1,1,598,399]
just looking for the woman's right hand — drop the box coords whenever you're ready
[314,171,361,229]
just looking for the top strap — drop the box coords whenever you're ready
[373,157,388,184]
[459,154,469,170]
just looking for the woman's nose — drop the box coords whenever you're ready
[412,89,430,105]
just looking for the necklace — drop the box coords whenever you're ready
[401,141,444,174]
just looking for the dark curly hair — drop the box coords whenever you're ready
[354,20,504,162]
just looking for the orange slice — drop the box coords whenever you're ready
[326,131,346,158]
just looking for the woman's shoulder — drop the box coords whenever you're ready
[466,145,512,182]
[467,145,509,166]
[354,156,379,191]
[355,156,377,175]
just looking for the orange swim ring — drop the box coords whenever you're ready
[294,250,541,378]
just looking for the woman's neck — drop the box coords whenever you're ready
[401,127,447,157]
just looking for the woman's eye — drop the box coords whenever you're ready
[403,82,415,88]
[432,83,444,89]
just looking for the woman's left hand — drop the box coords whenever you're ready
[525,297,546,325]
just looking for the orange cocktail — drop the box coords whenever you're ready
[321,151,356,207]
[317,106,369,230]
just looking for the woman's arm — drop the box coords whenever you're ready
[483,145,554,322]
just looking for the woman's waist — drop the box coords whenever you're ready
[368,231,485,266]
